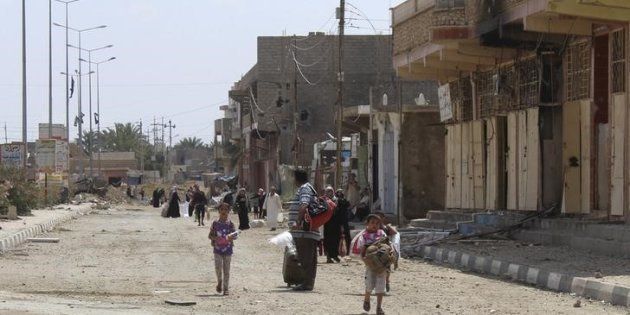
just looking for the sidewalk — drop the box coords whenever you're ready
[0,204,94,253]
[402,239,630,307]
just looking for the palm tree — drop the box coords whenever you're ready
[101,123,143,152]
[175,137,205,150]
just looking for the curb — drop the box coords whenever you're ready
[0,206,90,253]
[402,245,630,307]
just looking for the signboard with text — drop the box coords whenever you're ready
[438,83,453,122]
[0,143,25,168]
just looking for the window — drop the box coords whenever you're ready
[565,42,591,101]
[435,0,465,10]
[612,29,626,93]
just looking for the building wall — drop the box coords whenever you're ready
[253,34,394,166]
[401,111,445,218]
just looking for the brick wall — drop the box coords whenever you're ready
[238,34,397,166]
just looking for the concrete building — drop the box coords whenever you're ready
[342,80,444,220]
[228,33,394,192]
[392,0,630,221]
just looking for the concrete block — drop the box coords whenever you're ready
[507,263,520,280]
[490,260,502,276]
[7,205,17,220]
[526,268,539,285]
[547,272,563,291]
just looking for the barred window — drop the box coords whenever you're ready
[450,77,473,121]
[612,29,626,93]
[516,57,539,108]
[476,70,495,118]
[565,42,591,101]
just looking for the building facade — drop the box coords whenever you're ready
[392,0,630,220]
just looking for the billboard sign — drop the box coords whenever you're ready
[0,143,25,168]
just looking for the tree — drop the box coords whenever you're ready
[175,137,205,150]
[101,123,143,152]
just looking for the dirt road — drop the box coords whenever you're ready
[0,206,625,314]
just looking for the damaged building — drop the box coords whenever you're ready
[392,0,630,222]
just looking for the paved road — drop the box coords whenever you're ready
[0,206,625,314]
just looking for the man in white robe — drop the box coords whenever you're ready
[262,186,283,231]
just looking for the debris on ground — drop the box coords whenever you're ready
[574,300,582,308]
[164,299,196,306]
[27,238,60,243]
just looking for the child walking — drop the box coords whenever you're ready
[354,214,388,315]
[208,203,238,296]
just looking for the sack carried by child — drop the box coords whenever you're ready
[363,237,395,274]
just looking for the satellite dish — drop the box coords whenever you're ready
[415,93,428,106]
[382,93,388,106]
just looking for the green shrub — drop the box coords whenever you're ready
[0,167,45,216]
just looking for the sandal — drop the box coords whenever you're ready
[377,307,385,315]
[363,300,370,312]
[216,281,222,293]
[223,290,229,296]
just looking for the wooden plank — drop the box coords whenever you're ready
[496,116,507,210]
[445,125,454,209]
[563,101,582,214]
[472,120,485,209]
[461,122,472,209]
[525,107,540,211]
[580,100,592,214]
[517,110,529,210]
[610,94,625,216]
[485,117,497,210]
[507,112,519,210]
[453,123,463,209]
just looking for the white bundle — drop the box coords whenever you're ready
[268,231,293,247]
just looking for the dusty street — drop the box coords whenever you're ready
[0,206,626,315]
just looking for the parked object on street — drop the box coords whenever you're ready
[283,243,305,287]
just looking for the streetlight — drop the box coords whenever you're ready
[60,70,93,177]
[71,44,113,178]
[79,56,116,177]
[53,0,80,142]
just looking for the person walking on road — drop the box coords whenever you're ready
[262,186,282,231]
[335,189,352,256]
[323,186,341,263]
[191,184,208,226]
[256,188,267,219]
[289,169,320,291]
[208,202,238,296]
[166,186,181,218]
[234,188,250,230]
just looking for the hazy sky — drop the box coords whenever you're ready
[0,0,404,144]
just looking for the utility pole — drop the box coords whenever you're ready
[48,0,53,139]
[138,120,144,179]
[22,0,28,171]
[4,122,7,144]
[161,117,166,153]
[293,35,298,167]
[151,117,159,147]
[335,0,345,189]
[165,120,176,150]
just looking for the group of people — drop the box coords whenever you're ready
[155,184,209,226]
[289,169,397,315]
[228,186,283,231]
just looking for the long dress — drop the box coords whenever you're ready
[152,189,160,208]
[166,191,181,218]
[323,197,341,260]
[234,195,250,230]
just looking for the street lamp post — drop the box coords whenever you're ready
[61,70,93,177]
[80,57,116,177]
[54,0,80,142]
[71,44,113,178]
